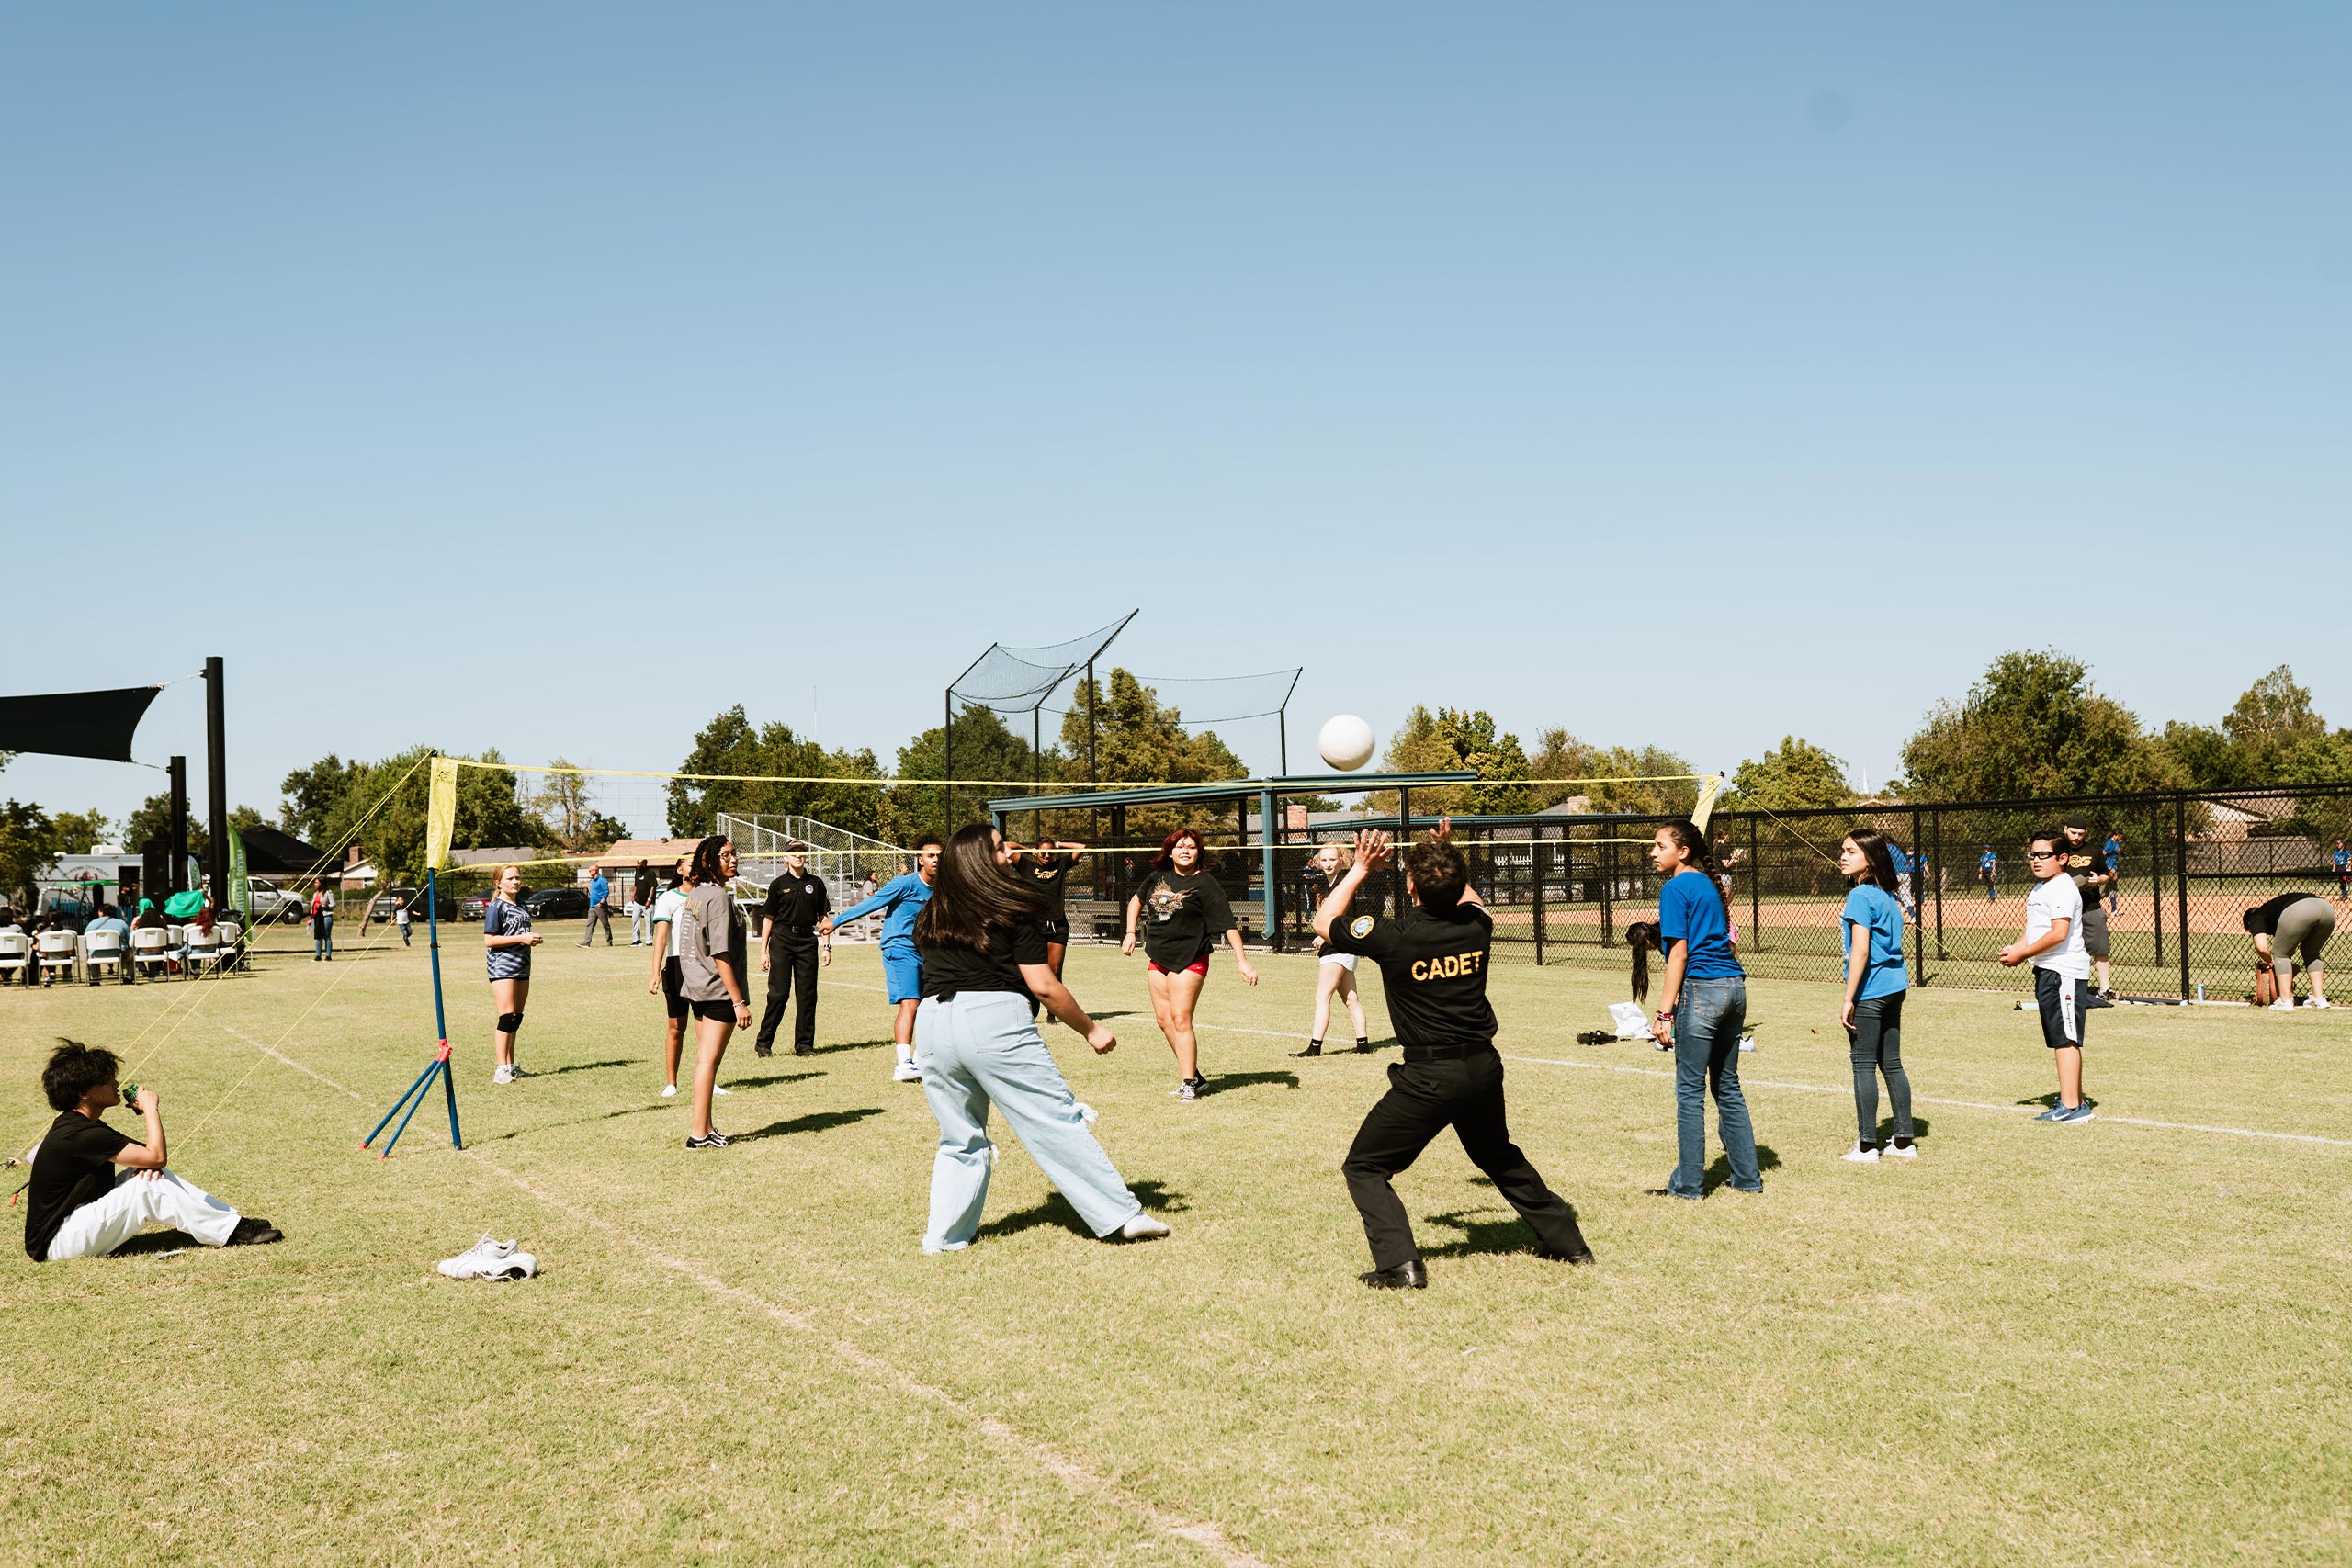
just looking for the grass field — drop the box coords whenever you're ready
[6,926,2348,1565]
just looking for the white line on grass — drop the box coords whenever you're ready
[208,1020,1269,1568]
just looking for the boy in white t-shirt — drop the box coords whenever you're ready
[1999,829,2093,1124]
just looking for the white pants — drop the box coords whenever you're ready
[45,1168,241,1260]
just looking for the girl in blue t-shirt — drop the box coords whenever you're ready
[1646,821,1760,1199]
[482,864,542,1085]
[1837,829,1914,1163]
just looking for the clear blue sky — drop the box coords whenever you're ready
[4,4,2346,836]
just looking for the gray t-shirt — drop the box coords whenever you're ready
[675,883,746,1004]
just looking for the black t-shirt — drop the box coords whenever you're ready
[918,919,1052,1012]
[762,871,832,939]
[25,1110,130,1261]
[1324,902,1498,1050]
[2244,893,2322,937]
[1016,852,1076,924]
[1135,869,1235,969]
[632,868,656,903]
[2064,835,2109,900]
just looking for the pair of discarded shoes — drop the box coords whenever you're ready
[437,1233,537,1281]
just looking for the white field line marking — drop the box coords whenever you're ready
[209,1020,1267,1568]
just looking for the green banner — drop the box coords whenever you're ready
[227,824,250,915]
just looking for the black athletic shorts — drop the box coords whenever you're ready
[2076,903,2112,960]
[661,957,687,1021]
[689,997,741,1023]
[2034,967,2086,1050]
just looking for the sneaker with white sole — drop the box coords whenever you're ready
[2310,998,2335,1010]
[712,1084,732,1096]
[660,1084,677,1098]
[2269,997,2296,1010]
[2031,1104,2066,1122]
[892,1060,922,1083]
[1883,1141,1918,1159]
[1118,1213,1171,1241]
[1840,1142,1880,1164]
[492,1064,515,1086]
[2053,1102,2096,1124]
[1176,1078,1199,1102]
[685,1130,729,1149]
[437,1233,520,1279]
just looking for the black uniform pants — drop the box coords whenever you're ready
[755,938,820,1055]
[1342,1048,1587,1271]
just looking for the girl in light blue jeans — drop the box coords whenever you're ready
[913,825,1171,1255]
[1645,821,1761,1199]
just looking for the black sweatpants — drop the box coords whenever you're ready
[1341,1048,1588,1271]
[755,939,820,1055]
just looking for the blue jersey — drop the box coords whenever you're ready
[1979,852,1997,876]
[831,872,933,950]
[2102,838,2120,873]
[1842,885,1907,999]
[2335,849,2348,872]
[1659,869,1742,980]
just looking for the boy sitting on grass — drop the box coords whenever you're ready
[1998,831,2094,1124]
[21,1040,281,1262]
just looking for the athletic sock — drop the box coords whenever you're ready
[895,1043,913,1064]
[1356,1037,1370,1049]
[1893,1135,1914,1149]
[1308,1038,1322,1050]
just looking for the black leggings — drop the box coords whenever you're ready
[1849,991,1913,1145]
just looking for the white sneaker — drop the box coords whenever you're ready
[1072,1100,1100,1126]
[1118,1213,1171,1241]
[1737,1034,1756,1053]
[2309,998,2334,1010]
[492,1064,515,1086]
[1883,1142,1918,1159]
[892,1060,922,1083]
[1840,1143,1880,1164]
[437,1233,526,1280]
[660,1084,677,1098]
[713,1084,732,1096]
[2269,997,2296,1011]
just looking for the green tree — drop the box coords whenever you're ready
[1526,728,1702,817]
[229,804,266,835]
[0,799,58,908]
[1371,706,1532,815]
[894,704,1056,839]
[1047,671,1249,840]
[48,808,113,855]
[1725,737,1855,813]
[125,792,208,856]
[1899,649,2181,801]
[529,758,630,852]
[279,754,367,841]
[2158,721,2236,790]
[665,707,890,840]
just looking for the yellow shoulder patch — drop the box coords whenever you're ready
[1350,915,1375,939]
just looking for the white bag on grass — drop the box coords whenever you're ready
[1608,1002,1654,1041]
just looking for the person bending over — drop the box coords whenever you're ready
[1317,825,1591,1289]
[22,1041,280,1262]
[2244,891,2335,1010]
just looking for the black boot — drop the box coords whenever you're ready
[1289,1040,1321,1057]
[1359,1259,1428,1290]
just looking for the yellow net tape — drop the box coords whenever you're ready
[437,756,1721,793]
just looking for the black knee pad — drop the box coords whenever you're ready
[497,1010,524,1035]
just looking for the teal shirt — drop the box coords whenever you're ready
[1841,884,1907,999]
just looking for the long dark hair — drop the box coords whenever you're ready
[1844,828,1901,896]
[691,836,731,887]
[1657,820,1730,919]
[1626,920,1660,1002]
[916,825,1051,953]
[1149,827,1214,874]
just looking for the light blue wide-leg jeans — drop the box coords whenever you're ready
[915,991,1143,1252]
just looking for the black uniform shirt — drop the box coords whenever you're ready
[918,919,1051,1013]
[2064,835,2108,900]
[1323,901,1497,1050]
[25,1110,130,1261]
[1135,869,1235,970]
[763,871,832,941]
[2244,892,2319,936]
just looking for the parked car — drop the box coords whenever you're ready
[246,878,311,925]
[522,886,589,919]
[459,894,491,921]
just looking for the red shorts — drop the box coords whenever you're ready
[1148,958,1210,977]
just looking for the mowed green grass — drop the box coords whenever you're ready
[5,927,2347,1566]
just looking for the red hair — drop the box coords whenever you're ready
[1150,827,1215,872]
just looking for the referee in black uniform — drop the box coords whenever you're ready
[1317,825,1592,1289]
[754,840,832,1058]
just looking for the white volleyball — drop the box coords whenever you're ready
[1317,714,1377,772]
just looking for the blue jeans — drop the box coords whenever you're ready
[914,991,1142,1251]
[313,918,334,959]
[1667,976,1760,1197]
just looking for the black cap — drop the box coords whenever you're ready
[2063,814,2087,829]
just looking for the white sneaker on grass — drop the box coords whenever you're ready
[438,1234,527,1280]
[2310,998,2335,1010]
[892,1060,922,1083]
[2269,997,2296,1010]
[1883,1141,1918,1159]
[660,1084,677,1098]
[1840,1142,1879,1164]
[712,1084,732,1096]
[1118,1213,1171,1241]
[492,1064,515,1086]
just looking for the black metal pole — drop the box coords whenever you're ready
[1532,837,1546,966]
[1932,807,1946,961]
[203,657,228,908]
[1278,705,1287,775]
[1085,659,1099,843]
[2151,796,2165,966]
[1910,806,1925,987]
[2176,793,2191,1000]
[167,755,189,896]
[1747,813,1760,953]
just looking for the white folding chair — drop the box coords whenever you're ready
[216,919,246,970]
[183,929,225,978]
[84,930,128,985]
[35,930,78,986]
[130,926,175,980]
[0,931,28,986]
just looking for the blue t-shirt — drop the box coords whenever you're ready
[1885,844,1911,876]
[2101,838,2120,873]
[1658,870,1742,979]
[1979,852,1997,875]
[1841,884,1907,999]
[831,872,933,951]
[2336,848,2350,871]
[589,874,609,907]
[484,897,533,981]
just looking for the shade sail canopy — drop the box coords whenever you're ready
[0,685,164,763]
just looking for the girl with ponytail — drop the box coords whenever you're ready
[1645,819,1761,1200]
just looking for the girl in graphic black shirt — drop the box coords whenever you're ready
[1122,827,1258,1100]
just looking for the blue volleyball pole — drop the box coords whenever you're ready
[361,864,462,1156]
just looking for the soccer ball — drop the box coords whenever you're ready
[1317,715,1376,772]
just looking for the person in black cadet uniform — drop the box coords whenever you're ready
[1008,838,1085,977]
[2061,815,2117,1002]
[755,840,832,1058]
[1317,824,1593,1290]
